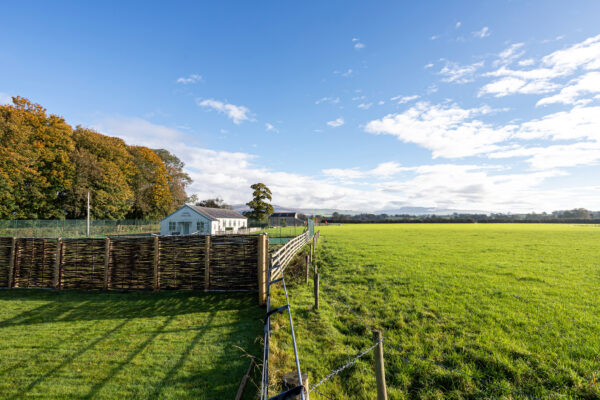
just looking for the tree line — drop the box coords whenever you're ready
[0,97,193,220]
[319,208,600,224]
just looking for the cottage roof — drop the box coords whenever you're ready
[188,205,247,220]
[270,212,297,218]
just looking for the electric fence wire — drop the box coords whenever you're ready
[317,280,561,400]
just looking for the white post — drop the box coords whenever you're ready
[87,191,90,237]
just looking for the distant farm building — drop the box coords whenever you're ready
[160,205,247,235]
[269,212,305,227]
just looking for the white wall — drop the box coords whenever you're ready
[160,206,212,235]
[214,218,248,232]
[160,206,248,235]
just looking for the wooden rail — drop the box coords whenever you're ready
[270,231,310,280]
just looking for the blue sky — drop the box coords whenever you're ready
[2,1,600,212]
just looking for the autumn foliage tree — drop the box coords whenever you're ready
[0,97,192,220]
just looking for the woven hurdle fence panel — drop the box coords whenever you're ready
[209,235,258,290]
[12,238,57,288]
[109,237,155,290]
[61,238,107,290]
[0,237,13,287]
[158,235,207,290]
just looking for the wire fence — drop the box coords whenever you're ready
[261,231,314,400]
[0,219,159,238]
[309,276,566,400]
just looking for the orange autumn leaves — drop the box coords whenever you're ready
[0,97,191,220]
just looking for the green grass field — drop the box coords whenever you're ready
[0,290,262,399]
[270,224,600,399]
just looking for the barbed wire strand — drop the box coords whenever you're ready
[311,386,338,400]
[318,281,559,400]
[310,338,381,393]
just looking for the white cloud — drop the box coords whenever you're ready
[473,27,490,38]
[515,105,600,142]
[365,102,509,158]
[355,43,366,49]
[327,117,345,128]
[377,165,568,212]
[518,58,535,67]
[494,43,525,67]
[323,161,406,183]
[0,93,12,104]
[315,96,340,105]
[536,71,600,106]
[352,38,366,50]
[391,94,420,104]
[176,74,202,84]
[265,123,279,133]
[489,141,600,169]
[478,76,559,97]
[357,102,373,110]
[366,97,600,169]
[89,116,600,213]
[430,35,439,41]
[499,43,525,60]
[196,98,251,124]
[439,61,484,83]
[424,63,434,69]
[481,34,600,97]
[455,22,462,28]
[378,100,385,105]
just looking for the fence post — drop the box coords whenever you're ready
[314,272,319,310]
[103,237,110,290]
[257,234,267,306]
[52,238,62,289]
[204,235,211,292]
[373,330,388,400]
[305,254,310,285]
[310,237,314,263]
[153,236,160,292]
[7,237,16,288]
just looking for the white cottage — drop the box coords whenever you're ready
[160,205,247,235]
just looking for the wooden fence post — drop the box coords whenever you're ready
[305,254,310,284]
[7,237,16,288]
[153,236,160,291]
[52,238,62,289]
[373,330,388,400]
[314,272,319,310]
[257,234,267,306]
[103,238,110,290]
[204,235,211,292]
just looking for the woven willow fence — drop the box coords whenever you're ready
[0,235,259,292]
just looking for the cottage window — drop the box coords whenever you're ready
[197,221,205,232]
[169,221,176,231]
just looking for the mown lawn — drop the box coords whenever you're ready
[0,290,263,399]
[269,224,600,399]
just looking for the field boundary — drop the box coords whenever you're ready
[260,230,317,400]
[0,234,258,291]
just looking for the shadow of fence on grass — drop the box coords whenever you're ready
[0,290,257,327]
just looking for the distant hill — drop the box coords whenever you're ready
[233,204,488,217]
